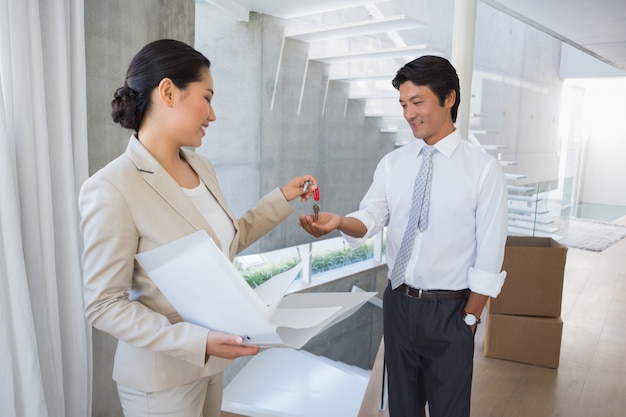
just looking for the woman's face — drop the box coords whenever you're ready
[170,67,216,148]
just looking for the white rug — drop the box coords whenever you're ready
[561,218,626,251]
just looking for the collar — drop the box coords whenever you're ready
[123,135,238,254]
[125,134,159,172]
[125,134,196,173]
[416,129,462,159]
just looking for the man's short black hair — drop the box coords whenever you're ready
[392,55,461,122]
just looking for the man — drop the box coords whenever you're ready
[299,55,508,417]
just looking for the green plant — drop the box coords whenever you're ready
[241,258,300,288]
[241,240,376,288]
[311,243,373,274]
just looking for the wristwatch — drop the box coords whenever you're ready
[462,311,480,326]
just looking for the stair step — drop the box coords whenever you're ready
[508,220,559,233]
[307,353,371,379]
[508,213,555,224]
[508,193,538,202]
[310,45,443,63]
[508,185,535,193]
[508,226,564,241]
[286,15,425,42]
[349,92,399,100]
[380,128,410,133]
[365,111,403,118]
[471,129,498,134]
[505,173,527,180]
[481,144,508,150]
[508,205,549,215]
[330,72,396,82]
[222,349,369,417]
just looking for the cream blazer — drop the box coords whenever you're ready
[79,136,294,392]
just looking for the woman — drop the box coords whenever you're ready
[79,39,317,417]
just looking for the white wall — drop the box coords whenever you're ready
[578,78,626,206]
[560,43,626,79]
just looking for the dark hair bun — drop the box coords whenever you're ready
[111,86,140,131]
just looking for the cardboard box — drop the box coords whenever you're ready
[488,236,567,317]
[484,313,563,368]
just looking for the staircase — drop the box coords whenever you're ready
[283,8,443,148]
[285,6,563,241]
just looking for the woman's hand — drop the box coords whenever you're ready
[205,331,260,360]
[280,175,318,202]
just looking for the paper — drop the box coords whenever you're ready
[135,230,376,348]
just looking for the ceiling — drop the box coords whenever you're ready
[202,0,626,72]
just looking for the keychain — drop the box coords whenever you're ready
[313,187,320,221]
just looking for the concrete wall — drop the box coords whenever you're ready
[472,2,564,187]
[85,0,196,175]
[194,6,395,254]
[84,1,195,415]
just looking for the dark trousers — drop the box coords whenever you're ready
[383,282,475,417]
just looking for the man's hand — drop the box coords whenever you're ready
[298,212,341,238]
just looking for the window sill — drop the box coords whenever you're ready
[286,257,387,294]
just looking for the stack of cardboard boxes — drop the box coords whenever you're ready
[484,236,568,368]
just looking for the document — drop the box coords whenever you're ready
[135,230,376,348]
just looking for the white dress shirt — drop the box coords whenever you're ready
[343,130,508,297]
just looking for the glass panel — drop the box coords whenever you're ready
[234,246,302,288]
[311,235,376,276]
[234,231,386,289]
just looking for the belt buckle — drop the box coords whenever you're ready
[404,285,423,300]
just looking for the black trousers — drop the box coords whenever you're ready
[383,282,475,417]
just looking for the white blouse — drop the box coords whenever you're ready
[182,179,235,257]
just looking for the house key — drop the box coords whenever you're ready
[313,188,320,221]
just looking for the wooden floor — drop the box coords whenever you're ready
[224,216,626,417]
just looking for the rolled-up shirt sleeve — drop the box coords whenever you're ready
[468,158,509,298]
[468,267,507,298]
[342,210,377,247]
[341,156,391,248]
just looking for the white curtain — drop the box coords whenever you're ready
[0,0,91,416]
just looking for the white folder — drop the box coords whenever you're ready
[135,230,376,348]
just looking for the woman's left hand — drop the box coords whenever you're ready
[280,175,318,202]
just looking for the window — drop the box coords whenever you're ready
[234,229,387,289]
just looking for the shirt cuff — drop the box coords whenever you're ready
[468,267,507,298]
[340,211,375,248]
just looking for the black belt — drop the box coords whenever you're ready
[397,284,470,301]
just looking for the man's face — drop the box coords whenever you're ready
[399,81,455,145]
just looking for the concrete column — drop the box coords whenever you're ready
[451,0,477,139]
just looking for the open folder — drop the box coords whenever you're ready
[135,230,376,348]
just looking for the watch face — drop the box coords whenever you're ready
[464,314,477,326]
